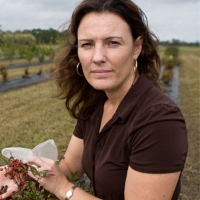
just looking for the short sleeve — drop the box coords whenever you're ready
[129,104,188,174]
[73,119,84,139]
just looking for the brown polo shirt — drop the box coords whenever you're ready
[73,73,188,200]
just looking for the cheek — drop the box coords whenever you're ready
[112,52,134,68]
[78,50,91,66]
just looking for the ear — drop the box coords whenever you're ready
[133,36,143,59]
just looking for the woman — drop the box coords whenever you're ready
[0,0,188,199]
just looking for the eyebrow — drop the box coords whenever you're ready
[78,36,123,41]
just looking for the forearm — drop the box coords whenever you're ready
[59,158,84,181]
[58,135,84,181]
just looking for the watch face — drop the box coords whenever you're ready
[66,190,73,198]
[65,186,77,199]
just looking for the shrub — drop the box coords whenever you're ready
[165,45,179,59]
[164,55,175,69]
[162,69,173,84]
[0,64,8,82]
[0,156,92,200]
[163,45,180,69]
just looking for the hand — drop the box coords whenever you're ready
[28,156,69,195]
[0,166,19,199]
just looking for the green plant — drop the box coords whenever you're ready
[12,181,58,200]
[0,36,16,63]
[22,67,30,78]
[0,155,92,199]
[162,69,173,84]
[163,45,180,68]
[165,45,179,59]
[45,47,55,61]
[0,64,8,82]
[23,44,37,64]
[163,55,175,69]
[36,47,46,63]
[0,155,57,199]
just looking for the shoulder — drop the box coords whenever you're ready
[133,79,186,127]
[128,102,188,173]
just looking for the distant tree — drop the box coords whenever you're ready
[0,30,3,46]
[160,39,200,47]
[23,43,37,64]
[22,28,61,44]
[45,47,55,61]
[0,34,16,62]
[36,46,46,63]
[18,46,26,58]
[165,45,179,59]
[14,33,36,46]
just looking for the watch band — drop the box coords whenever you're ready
[65,185,77,200]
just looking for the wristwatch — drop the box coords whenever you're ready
[65,185,77,200]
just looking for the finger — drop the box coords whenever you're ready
[28,156,46,167]
[36,157,58,166]
[28,156,56,168]
[28,156,59,174]
[0,187,17,199]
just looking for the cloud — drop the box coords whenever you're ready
[134,0,200,41]
[0,0,199,42]
[140,0,200,4]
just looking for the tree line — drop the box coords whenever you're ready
[0,28,61,63]
[0,28,62,45]
[160,39,199,47]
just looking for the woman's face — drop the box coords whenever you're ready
[77,12,142,94]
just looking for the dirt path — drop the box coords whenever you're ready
[6,60,52,69]
[0,74,47,92]
[161,66,180,106]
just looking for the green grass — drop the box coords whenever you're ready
[178,46,200,200]
[0,57,46,66]
[159,45,200,199]
[0,81,76,162]
[0,46,199,199]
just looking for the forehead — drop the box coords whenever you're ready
[77,12,131,38]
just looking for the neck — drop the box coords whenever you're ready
[105,72,139,107]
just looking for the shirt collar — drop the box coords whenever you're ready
[111,73,154,123]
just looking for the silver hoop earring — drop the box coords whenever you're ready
[76,62,84,76]
[133,60,138,73]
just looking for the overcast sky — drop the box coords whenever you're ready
[0,0,199,42]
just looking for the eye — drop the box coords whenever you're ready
[109,41,120,47]
[81,43,92,48]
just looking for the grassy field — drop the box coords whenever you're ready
[0,46,199,199]
[178,46,200,200]
[0,81,76,158]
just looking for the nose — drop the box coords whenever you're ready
[93,45,106,64]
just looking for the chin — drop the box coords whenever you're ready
[88,80,109,90]
[91,84,110,91]
[93,86,108,91]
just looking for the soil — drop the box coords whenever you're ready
[0,74,48,92]
[161,66,180,106]
[6,60,52,70]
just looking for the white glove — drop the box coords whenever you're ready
[1,139,58,163]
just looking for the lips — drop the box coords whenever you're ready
[91,69,113,77]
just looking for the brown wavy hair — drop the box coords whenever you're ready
[53,0,161,120]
